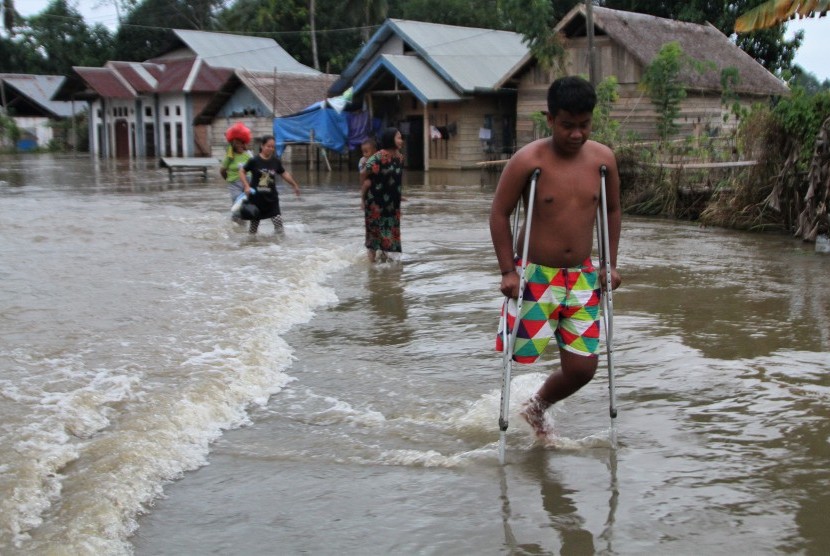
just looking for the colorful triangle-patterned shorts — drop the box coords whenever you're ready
[496,259,601,363]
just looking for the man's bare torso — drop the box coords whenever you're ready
[516,138,610,268]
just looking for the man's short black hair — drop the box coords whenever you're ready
[547,76,597,116]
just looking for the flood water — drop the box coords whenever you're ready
[1,154,828,555]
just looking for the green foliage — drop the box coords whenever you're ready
[2,0,15,35]
[700,106,792,231]
[217,0,364,73]
[496,0,561,69]
[390,0,502,28]
[48,111,89,152]
[530,111,549,138]
[0,35,43,72]
[3,0,114,74]
[720,67,748,123]
[771,86,830,169]
[343,0,388,42]
[640,42,687,142]
[0,110,20,150]
[735,26,802,76]
[697,91,830,235]
[115,0,222,61]
[615,143,673,216]
[1,0,811,83]
[592,76,621,146]
[788,65,830,95]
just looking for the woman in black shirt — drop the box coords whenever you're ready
[239,135,301,234]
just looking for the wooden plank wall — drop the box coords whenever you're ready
[515,36,758,147]
[424,97,515,169]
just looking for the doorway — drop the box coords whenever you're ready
[114,120,129,158]
[404,116,424,170]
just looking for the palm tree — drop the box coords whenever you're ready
[735,0,830,32]
[2,0,15,35]
[310,0,319,70]
[344,0,388,43]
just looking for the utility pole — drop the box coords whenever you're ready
[0,77,7,115]
[586,0,596,86]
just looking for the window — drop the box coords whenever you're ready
[163,122,172,157]
[175,123,183,157]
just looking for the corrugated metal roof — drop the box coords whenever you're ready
[333,19,528,97]
[355,55,461,103]
[154,58,196,92]
[73,68,135,99]
[107,62,160,93]
[56,30,317,107]
[389,19,528,92]
[0,74,75,117]
[188,63,233,93]
[170,29,320,75]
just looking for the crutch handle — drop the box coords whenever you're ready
[599,165,607,177]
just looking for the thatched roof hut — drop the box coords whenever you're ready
[561,6,789,96]
[514,5,790,144]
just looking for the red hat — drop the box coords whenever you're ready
[225,122,252,144]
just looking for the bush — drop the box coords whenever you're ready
[0,112,21,151]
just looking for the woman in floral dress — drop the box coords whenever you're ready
[360,127,405,262]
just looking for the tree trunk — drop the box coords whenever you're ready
[310,0,320,71]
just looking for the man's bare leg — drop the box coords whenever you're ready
[522,350,598,439]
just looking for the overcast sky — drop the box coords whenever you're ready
[784,17,830,82]
[17,1,830,82]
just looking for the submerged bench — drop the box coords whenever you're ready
[160,157,221,181]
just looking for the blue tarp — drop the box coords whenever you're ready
[273,103,349,156]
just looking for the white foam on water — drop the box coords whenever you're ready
[451,372,549,435]
[0,351,143,548]
[303,394,388,427]
[1,227,361,553]
[372,448,478,468]
[449,372,618,454]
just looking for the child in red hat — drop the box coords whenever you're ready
[220,123,253,223]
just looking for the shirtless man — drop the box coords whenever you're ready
[489,76,622,439]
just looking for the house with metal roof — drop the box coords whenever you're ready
[512,6,790,144]
[332,12,789,169]
[0,74,77,150]
[328,19,530,170]
[54,29,323,160]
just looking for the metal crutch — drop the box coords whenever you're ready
[596,164,618,447]
[499,168,540,464]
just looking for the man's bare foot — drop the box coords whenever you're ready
[520,396,550,441]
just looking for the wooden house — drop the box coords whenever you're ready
[53,30,324,160]
[328,19,529,170]
[513,5,791,145]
